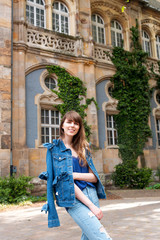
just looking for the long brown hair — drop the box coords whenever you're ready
[60,111,89,166]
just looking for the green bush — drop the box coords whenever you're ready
[146,183,160,190]
[112,163,152,189]
[156,166,160,181]
[0,175,34,204]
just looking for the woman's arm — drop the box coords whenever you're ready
[73,167,97,183]
[74,183,103,220]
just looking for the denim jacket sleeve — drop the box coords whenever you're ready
[45,144,60,228]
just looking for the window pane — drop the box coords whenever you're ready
[111,31,116,47]
[92,14,96,22]
[92,25,97,42]
[106,114,117,146]
[41,109,60,144]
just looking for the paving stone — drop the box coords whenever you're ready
[0,196,160,240]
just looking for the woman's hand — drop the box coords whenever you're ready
[89,203,103,220]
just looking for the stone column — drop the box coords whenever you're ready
[45,0,52,30]
[151,37,157,59]
[79,0,93,57]
[12,0,27,149]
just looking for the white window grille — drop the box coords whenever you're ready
[156,35,160,59]
[106,114,118,146]
[111,20,123,47]
[142,30,151,57]
[91,14,105,44]
[26,0,45,28]
[41,109,60,143]
[44,77,57,90]
[52,1,69,34]
[156,119,160,147]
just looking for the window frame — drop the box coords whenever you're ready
[156,35,160,60]
[91,14,106,45]
[106,114,118,146]
[142,30,151,57]
[41,108,60,144]
[156,118,160,147]
[111,20,123,47]
[52,1,69,34]
[26,0,46,28]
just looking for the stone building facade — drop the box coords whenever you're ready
[0,0,160,180]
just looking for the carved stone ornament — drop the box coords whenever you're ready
[27,29,76,55]
[155,108,160,117]
[102,100,118,113]
[80,18,87,24]
[94,46,112,62]
[91,0,128,21]
[141,19,160,28]
[39,94,62,105]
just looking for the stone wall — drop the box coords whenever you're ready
[0,0,11,176]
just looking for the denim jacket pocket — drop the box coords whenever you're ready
[52,172,71,203]
[39,171,48,180]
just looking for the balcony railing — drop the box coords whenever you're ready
[94,44,112,64]
[27,27,159,74]
[27,27,82,56]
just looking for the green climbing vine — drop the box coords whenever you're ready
[47,65,98,139]
[108,20,152,188]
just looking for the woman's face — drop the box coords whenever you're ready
[62,118,80,138]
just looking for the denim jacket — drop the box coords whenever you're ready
[39,139,106,228]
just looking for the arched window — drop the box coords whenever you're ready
[142,30,151,57]
[111,20,123,47]
[156,35,160,59]
[52,1,69,34]
[91,14,105,44]
[26,0,45,28]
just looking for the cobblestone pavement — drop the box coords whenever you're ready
[0,196,160,240]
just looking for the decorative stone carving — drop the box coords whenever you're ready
[102,100,118,113]
[94,45,112,62]
[27,29,77,55]
[141,19,160,28]
[39,94,62,104]
[146,59,160,74]
[91,0,128,21]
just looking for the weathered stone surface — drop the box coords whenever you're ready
[1,109,11,122]
[0,149,10,177]
[1,135,11,149]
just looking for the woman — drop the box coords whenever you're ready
[39,111,112,240]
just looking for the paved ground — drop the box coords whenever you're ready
[0,190,160,240]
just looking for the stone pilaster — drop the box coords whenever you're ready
[0,0,12,176]
[12,0,27,148]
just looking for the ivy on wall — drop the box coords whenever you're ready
[47,65,97,139]
[108,20,152,188]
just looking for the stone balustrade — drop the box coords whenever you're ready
[27,28,82,56]
[27,27,160,74]
[94,44,112,63]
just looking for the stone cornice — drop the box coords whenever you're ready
[13,42,28,52]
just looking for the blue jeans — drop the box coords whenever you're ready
[66,186,112,240]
